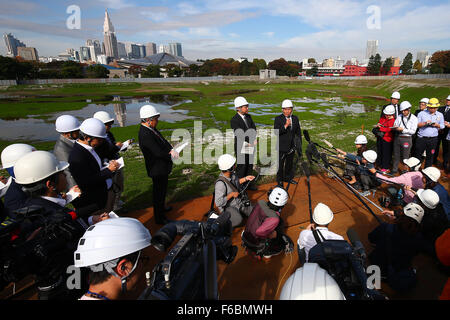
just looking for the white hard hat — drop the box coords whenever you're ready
[74,217,151,268]
[417,189,439,210]
[399,101,412,112]
[383,105,396,115]
[1,143,36,169]
[269,187,289,207]
[391,91,400,99]
[140,104,160,119]
[354,135,367,145]
[312,203,334,225]
[94,111,114,124]
[403,203,424,224]
[422,166,441,182]
[55,115,81,133]
[218,154,236,171]
[362,150,377,163]
[279,263,345,300]
[234,96,249,109]
[13,151,69,185]
[447,95,450,100]
[80,118,107,138]
[403,157,421,171]
[420,98,429,104]
[282,99,294,109]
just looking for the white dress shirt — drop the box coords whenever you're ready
[297,227,344,261]
[393,113,418,136]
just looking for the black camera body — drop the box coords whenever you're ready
[0,205,85,297]
[139,212,237,300]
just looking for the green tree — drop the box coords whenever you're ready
[0,56,36,80]
[400,52,413,75]
[85,65,109,78]
[141,65,160,78]
[239,59,252,75]
[413,60,422,73]
[307,58,316,64]
[367,54,382,75]
[382,57,393,74]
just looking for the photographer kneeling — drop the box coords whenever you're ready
[215,154,254,228]
[74,218,151,300]
[242,187,294,258]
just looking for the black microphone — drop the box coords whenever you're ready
[320,153,330,168]
[347,228,367,260]
[305,143,314,163]
[303,129,311,143]
[301,161,311,177]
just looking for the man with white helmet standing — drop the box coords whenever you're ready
[69,118,120,215]
[241,186,293,259]
[53,115,81,189]
[274,99,302,187]
[93,111,126,212]
[414,98,445,168]
[391,101,418,174]
[231,96,258,190]
[1,143,36,213]
[297,203,344,263]
[380,91,401,118]
[74,217,152,300]
[138,105,178,225]
[436,95,450,169]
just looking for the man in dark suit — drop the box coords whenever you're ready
[69,118,119,215]
[434,96,450,167]
[230,96,257,190]
[274,99,302,187]
[380,91,401,119]
[138,105,178,225]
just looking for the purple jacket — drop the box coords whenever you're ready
[243,200,280,245]
[376,171,423,203]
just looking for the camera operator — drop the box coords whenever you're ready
[74,218,151,300]
[241,187,294,258]
[1,143,36,215]
[215,154,254,228]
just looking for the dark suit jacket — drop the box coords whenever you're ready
[96,131,120,161]
[380,103,400,119]
[230,113,257,155]
[274,114,302,153]
[68,142,112,210]
[3,180,28,215]
[438,106,450,137]
[138,125,173,178]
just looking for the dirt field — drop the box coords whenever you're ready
[2,171,448,301]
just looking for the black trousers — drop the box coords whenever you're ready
[277,151,295,183]
[414,136,438,168]
[379,139,393,170]
[435,132,449,166]
[235,153,254,179]
[152,174,169,221]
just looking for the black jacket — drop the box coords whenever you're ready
[437,106,450,137]
[230,113,257,155]
[274,114,302,153]
[380,103,400,119]
[138,125,173,177]
[68,142,112,210]
[96,131,120,161]
[3,180,28,215]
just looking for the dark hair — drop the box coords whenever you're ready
[396,215,420,235]
[88,251,141,285]
[267,201,283,212]
[357,144,368,157]
[21,172,60,197]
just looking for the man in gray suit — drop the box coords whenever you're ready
[53,115,81,189]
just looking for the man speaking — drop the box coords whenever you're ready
[138,105,178,225]
[274,99,302,187]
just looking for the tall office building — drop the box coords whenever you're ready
[3,33,26,57]
[117,42,127,58]
[86,39,103,56]
[145,42,157,56]
[17,47,39,61]
[138,44,146,58]
[158,44,171,54]
[125,43,141,59]
[416,51,428,65]
[168,42,183,57]
[80,46,91,61]
[365,40,379,59]
[103,9,118,59]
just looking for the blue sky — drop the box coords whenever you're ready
[1,0,449,62]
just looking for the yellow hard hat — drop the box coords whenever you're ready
[427,98,440,108]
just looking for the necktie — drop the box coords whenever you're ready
[243,114,250,128]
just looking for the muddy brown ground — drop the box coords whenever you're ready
[2,171,448,300]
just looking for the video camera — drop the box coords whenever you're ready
[139,211,237,300]
[0,205,86,298]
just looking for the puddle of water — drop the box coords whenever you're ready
[0,96,195,142]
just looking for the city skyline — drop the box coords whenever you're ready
[0,0,449,62]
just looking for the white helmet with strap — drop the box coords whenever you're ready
[80,118,107,138]
[1,143,36,169]
[269,187,289,207]
[282,99,294,109]
[234,96,249,109]
[94,111,114,124]
[312,203,334,225]
[218,154,236,171]
[354,135,367,145]
[55,115,81,133]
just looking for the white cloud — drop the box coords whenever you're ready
[262,32,275,38]
[188,27,221,37]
